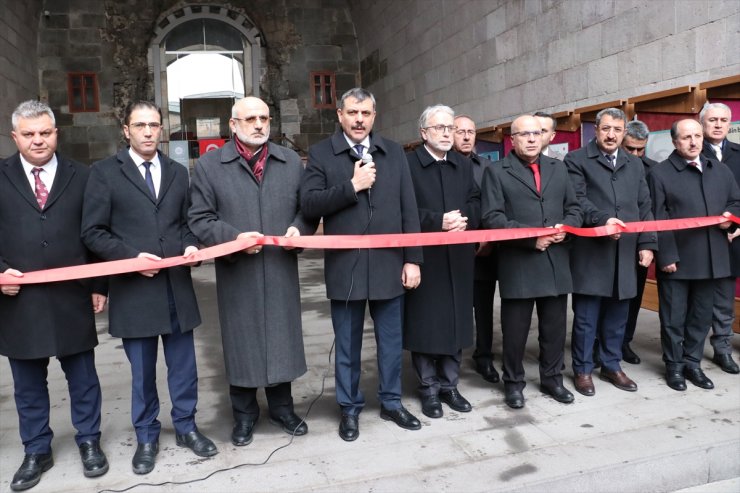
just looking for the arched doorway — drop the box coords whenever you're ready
[150,5,263,167]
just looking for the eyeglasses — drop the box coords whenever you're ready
[233,115,271,125]
[511,130,542,138]
[623,145,646,152]
[455,129,476,136]
[129,122,162,131]
[424,125,457,133]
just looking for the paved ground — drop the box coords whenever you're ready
[1,250,739,493]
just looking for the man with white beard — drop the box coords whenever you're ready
[189,97,317,446]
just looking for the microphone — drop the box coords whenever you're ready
[361,153,373,166]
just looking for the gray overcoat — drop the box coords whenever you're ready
[188,140,317,388]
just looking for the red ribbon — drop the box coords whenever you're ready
[1,215,736,285]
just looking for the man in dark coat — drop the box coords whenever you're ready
[482,115,582,409]
[650,118,740,391]
[404,105,479,419]
[301,88,422,441]
[565,108,657,397]
[0,100,109,491]
[453,114,500,384]
[82,101,217,474]
[189,96,317,446]
[619,120,659,365]
[700,102,740,374]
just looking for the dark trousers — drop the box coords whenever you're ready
[501,296,567,391]
[122,292,198,443]
[658,278,714,371]
[625,264,649,345]
[230,382,293,422]
[411,350,462,396]
[9,349,102,454]
[572,294,629,374]
[330,295,403,415]
[711,276,735,355]
[473,278,496,363]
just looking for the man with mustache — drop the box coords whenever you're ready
[700,102,740,375]
[189,96,317,446]
[82,101,217,474]
[404,105,480,418]
[649,118,740,390]
[565,108,656,397]
[301,88,422,441]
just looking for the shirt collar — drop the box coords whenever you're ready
[423,144,447,162]
[20,153,58,175]
[343,133,370,152]
[128,148,161,168]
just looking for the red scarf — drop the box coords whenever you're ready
[234,138,268,182]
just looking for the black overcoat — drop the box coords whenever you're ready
[649,151,740,280]
[702,139,740,276]
[565,139,657,300]
[402,147,479,354]
[300,131,423,301]
[81,149,201,338]
[0,153,102,359]
[482,152,582,299]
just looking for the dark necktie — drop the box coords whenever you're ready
[142,161,156,198]
[528,163,541,193]
[605,154,615,168]
[688,160,702,173]
[31,167,49,209]
[354,144,364,159]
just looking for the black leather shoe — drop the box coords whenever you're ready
[78,440,109,478]
[439,388,472,412]
[132,442,158,475]
[541,384,575,404]
[475,360,500,383]
[713,354,740,374]
[683,367,714,389]
[11,453,53,491]
[504,388,525,409]
[622,344,641,365]
[380,406,421,430]
[270,412,308,436]
[338,414,359,442]
[420,394,443,418]
[232,420,256,446]
[175,430,218,457]
[665,370,686,391]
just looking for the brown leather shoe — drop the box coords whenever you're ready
[599,369,637,392]
[574,373,595,396]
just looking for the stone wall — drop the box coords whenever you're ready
[0,0,42,158]
[350,0,740,144]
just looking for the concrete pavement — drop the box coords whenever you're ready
[1,250,739,492]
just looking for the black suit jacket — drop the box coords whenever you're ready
[702,139,740,276]
[649,150,740,280]
[565,139,657,299]
[482,151,582,299]
[300,131,422,300]
[0,153,102,359]
[82,148,201,338]
[469,152,498,282]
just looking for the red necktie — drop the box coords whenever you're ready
[31,167,49,209]
[528,163,541,193]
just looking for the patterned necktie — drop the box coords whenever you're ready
[528,163,541,193]
[31,167,49,209]
[142,161,156,198]
[714,145,723,162]
[605,154,615,168]
[354,144,364,159]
